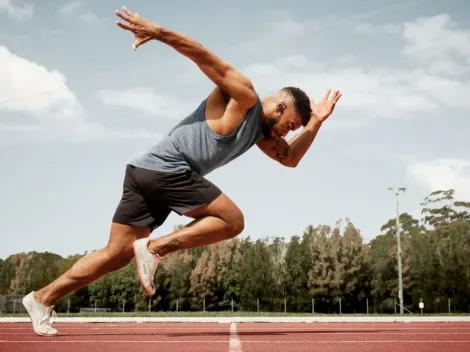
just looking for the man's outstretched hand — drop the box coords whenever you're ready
[115,7,159,51]
[310,89,342,122]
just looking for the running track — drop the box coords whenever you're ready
[1,322,470,351]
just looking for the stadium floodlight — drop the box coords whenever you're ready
[388,187,407,315]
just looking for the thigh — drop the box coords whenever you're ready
[113,165,171,231]
[134,167,223,216]
[184,192,244,225]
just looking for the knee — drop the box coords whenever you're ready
[226,210,245,238]
[104,244,134,270]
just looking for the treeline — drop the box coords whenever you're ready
[1,189,469,314]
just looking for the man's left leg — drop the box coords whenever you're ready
[131,167,245,295]
[149,192,244,256]
[133,192,244,295]
[23,164,168,336]
[34,223,151,307]
[22,223,150,336]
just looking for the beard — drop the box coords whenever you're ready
[261,115,279,137]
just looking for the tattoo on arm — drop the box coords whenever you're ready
[270,138,289,161]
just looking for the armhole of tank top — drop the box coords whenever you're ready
[203,96,262,141]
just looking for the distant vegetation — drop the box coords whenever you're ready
[1,189,469,314]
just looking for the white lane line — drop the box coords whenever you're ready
[0,340,470,344]
[229,322,242,352]
[2,331,470,335]
[3,326,470,331]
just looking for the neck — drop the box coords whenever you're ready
[260,97,279,138]
[260,95,276,123]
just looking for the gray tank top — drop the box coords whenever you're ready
[128,96,264,176]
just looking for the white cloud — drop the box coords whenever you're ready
[402,14,470,76]
[56,1,99,23]
[238,13,470,127]
[403,14,470,61]
[407,158,470,200]
[0,46,83,122]
[244,58,441,121]
[0,0,32,21]
[96,87,193,119]
[0,46,157,142]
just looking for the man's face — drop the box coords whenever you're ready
[262,101,303,138]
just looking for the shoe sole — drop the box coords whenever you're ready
[133,242,155,296]
[22,300,58,337]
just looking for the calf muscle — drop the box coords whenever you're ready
[148,193,244,257]
[34,223,150,307]
[148,216,235,257]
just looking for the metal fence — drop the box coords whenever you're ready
[1,294,466,315]
[0,295,27,314]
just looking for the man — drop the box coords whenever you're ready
[22,7,342,336]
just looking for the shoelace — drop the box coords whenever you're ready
[40,307,57,328]
[50,310,57,324]
[149,249,162,259]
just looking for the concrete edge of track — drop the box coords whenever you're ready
[2,316,470,323]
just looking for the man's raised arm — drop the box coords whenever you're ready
[257,89,342,167]
[115,7,257,110]
[257,117,323,168]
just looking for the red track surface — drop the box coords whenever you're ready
[1,321,470,352]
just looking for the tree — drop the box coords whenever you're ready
[0,258,15,295]
[284,235,309,311]
[339,220,371,313]
[420,189,470,227]
[237,237,276,311]
[8,252,63,295]
[307,225,333,313]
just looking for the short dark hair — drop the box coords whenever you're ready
[281,87,312,126]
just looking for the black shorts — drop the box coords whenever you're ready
[112,165,222,230]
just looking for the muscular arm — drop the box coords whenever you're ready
[257,117,323,167]
[151,27,257,110]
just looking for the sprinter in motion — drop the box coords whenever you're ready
[23,6,342,336]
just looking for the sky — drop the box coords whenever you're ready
[1,0,469,259]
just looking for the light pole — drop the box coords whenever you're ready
[388,187,406,315]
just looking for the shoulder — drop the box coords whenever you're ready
[207,86,259,110]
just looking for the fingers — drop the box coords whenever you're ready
[116,20,133,31]
[122,6,134,17]
[332,90,342,104]
[133,36,152,51]
[115,9,132,23]
[325,89,342,104]
[115,7,138,32]
[322,89,331,101]
[115,6,138,25]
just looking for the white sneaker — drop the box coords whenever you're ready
[133,238,161,296]
[22,292,58,336]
